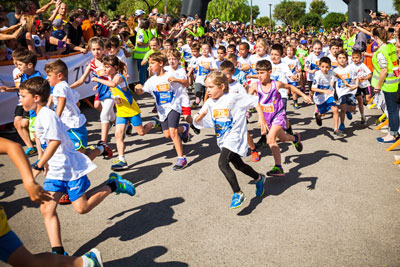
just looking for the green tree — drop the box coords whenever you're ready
[322,12,347,29]
[206,0,259,22]
[394,0,400,14]
[309,0,328,16]
[117,0,181,18]
[273,0,306,27]
[255,16,275,28]
[300,13,322,28]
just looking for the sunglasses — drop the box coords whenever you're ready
[396,21,400,24]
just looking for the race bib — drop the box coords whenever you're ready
[213,108,229,119]
[261,103,274,113]
[155,91,174,105]
[156,83,170,92]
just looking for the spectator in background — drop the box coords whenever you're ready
[81,9,96,42]
[95,11,110,38]
[54,2,68,25]
[64,9,87,54]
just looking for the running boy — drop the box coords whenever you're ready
[19,77,135,255]
[193,71,266,209]
[135,52,190,170]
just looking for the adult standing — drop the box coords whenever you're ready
[133,18,150,85]
[372,27,400,143]
[64,9,87,53]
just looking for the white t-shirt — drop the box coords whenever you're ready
[52,81,86,129]
[142,72,183,121]
[282,56,301,83]
[229,81,247,95]
[194,56,217,85]
[182,44,192,62]
[328,54,338,69]
[322,45,330,55]
[189,56,199,78]
[13,68,22,106]
[193,92,258,157]
[238,54,251,75]
[350,62,371,88]
[32,35,46,47]
[35,107,96,181]
[248,54,269,84]
[164,65,190,108]
[116,49,127,65]
[216,59,224,70]
[333,65,358,98]
[312,70,335,105]
[271,61,293,99]
[305,52,325,81]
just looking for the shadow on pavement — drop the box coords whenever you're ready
[104,246,188,267]
[122,162,172,188]
[74,197,184,256]
[238,150,348,216]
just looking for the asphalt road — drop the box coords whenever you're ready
[0,94,399,267]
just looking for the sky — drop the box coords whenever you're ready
[253,0,394,18]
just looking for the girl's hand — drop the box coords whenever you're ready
[24,182,52,204]
[92,85,98,92]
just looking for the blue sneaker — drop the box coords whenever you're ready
[173,157,187,170]
[151,117,162,131]
[83,248,103,267]
[346,111,353,120]
[230,192,245,209]
[255,174,265,197]
[25,147,37,156]
[52,251,69,256]
[339,123,345,132]
[108,173,136,196]
[111,160,128,171]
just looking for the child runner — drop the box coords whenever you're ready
[296,40,309,92]
[187,43,201,91]
[283,45,301,109]
[19,77,135,256]
[135,52,190,170]
[237,42,252,78]
[334,50,359,132]
[248,60,312,176]
[71,37,114,147]
[350,50,372,124]
[311,57,342,136]
[215,46,226,70]
[193,71,266,209]
[304,40,325,97]
[327,39,340,69]
[247,38,269,85]
[93,55,160,170]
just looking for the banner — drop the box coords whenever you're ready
[0,52,138,125]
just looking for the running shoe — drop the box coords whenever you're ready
[255,137,267,149]
[97,141,113,158]
[59,194,71,205]
[346,111,353,120]
[173,157,187,171]
[334,129,344,136]
[266,166,285,177]
[315,112,322,126]
[25,147,37,156]
[361,115,366,125]
[151,117,162,131]
[293,102,300,109]
[52,251,69,256]
[190,124,201,134]
[255,174,266,197]
[339,123,345,132]
[251,151,260,162]
[229,192,246,209]
[246,111,252,119]
[83,248,103,267]
[181,124,190,143]
[126,123,133,135]
[293,133,303,152]
[107,173,136,196]
[111,160,128,171]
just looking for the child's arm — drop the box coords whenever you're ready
[134,84,145,95]
[70,64,91,89]
[121,46,131,58]
[194,109,208,123]
[168,76,189,87]
[0,137,51,203]
[92,75,124,89]
[255,103,269,134]
[247,82,258,95]
[240,63,251,72]
[311,85,333,95]
[55,97,66,117]
[32,139,61,179]
[349,78,359,91]
[0,86,18,92]
[278,81,312,103]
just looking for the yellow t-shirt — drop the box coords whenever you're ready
[111,74,141,118]
[0,206,11,237]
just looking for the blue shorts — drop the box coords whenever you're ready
[339,94,356,106]
[116,113,142,126]
[288,81,298,87]
[43,175,91,202]
[317,97,337,114]
[67,125,88,150]
[0,230,23,263]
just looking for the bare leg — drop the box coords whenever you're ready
[71,184,112,215]
[40,192,65,248]
[170,127,183,157]
[331,106,339,129]
[100,122,110,143]
[135,122,153,136]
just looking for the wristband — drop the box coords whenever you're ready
[33,163,44,172]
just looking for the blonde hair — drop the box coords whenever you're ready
[205,71,229,93]
[88,36,105,50]
[256,38,269,49]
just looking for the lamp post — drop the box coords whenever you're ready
[269,3,272,30]
[164,0,167,15]
[250,0,253,28]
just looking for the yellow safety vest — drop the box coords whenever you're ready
[371,43,400,93]
[134,29,150,59]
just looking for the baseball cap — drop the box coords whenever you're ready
[300,40,307,44]
[135,10,145,16]
[52,18,63,27]
[156,18,165,24]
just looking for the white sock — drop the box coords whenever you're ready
[150,120,156,127]
[119,155,126,162]
[81,255,91,267]
[97,145,104,154]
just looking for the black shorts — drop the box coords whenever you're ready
[355,87,370,97]
[14,105,29,118]
[160,110,181,131]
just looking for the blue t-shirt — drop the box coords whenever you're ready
[52,29,66,40]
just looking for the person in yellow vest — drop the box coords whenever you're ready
[92,55,159,170]
[372,27,400,143]
[134,18,150,84]
[54,2,68,25]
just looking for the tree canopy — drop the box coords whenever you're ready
[206,0,259,22]
[300,13,322,28]
[255,16,275,28]
[273,0,306,27]
[322,12,347,29]
[309,0,328,16]
[394,0,400,15]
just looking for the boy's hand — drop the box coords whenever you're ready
[24,182,52,204]
[92,85,98,92]
[303,95,313,104]
[14,73,23,80]
[195,109,208,123]
[0,86,8,93]
[258,117,269,135]
[32,169,41,179]
[168,76,177,83]
[325,89,333,95]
